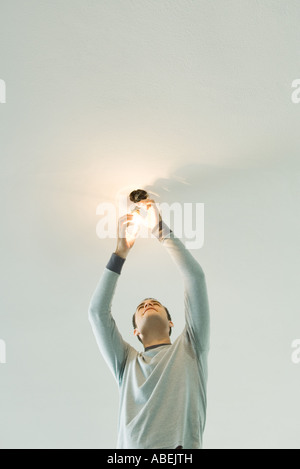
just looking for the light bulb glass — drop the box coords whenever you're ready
[126,210,142,238]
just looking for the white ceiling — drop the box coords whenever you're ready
[1,0,300,449]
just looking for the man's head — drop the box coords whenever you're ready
[132,298,173,345]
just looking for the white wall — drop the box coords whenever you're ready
[0,0,299,449]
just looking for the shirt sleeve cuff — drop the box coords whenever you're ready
[106,253,126,274]
[151,220,173,241]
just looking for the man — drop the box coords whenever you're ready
[88,199,210,449]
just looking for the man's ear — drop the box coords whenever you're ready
[169,321,174,329]
[133,328,140,337]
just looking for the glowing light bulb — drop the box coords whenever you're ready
[126,208,142,238]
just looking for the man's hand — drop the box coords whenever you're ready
[137,198,162,231]
[115,214,138,259]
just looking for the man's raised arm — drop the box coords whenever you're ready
[88,214,137,384]
[139,199,210,354]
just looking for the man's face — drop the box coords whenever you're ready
[133,298,173,341]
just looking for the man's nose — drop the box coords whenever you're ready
[144,301,152,309]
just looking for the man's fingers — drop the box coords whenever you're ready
[117,214,137,238]
[120,213,134,219]
[119,219,133,233]
[122,218,134,225]
[118,214,133,224]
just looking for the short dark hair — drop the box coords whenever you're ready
[132,298,172,344]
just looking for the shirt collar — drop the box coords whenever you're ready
[144,343,172,352]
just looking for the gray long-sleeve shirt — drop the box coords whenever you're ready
[88,222,210,449]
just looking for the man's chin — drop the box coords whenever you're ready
[141,314,166,330]
[142,308,156,316]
